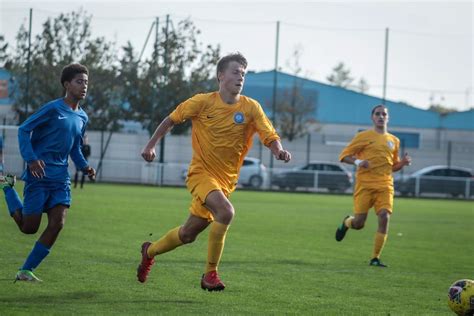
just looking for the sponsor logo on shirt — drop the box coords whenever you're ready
[234,112,244,124]
[58,116,67,120]
[387,140,394,149]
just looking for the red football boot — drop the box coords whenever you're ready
[201,270,226,291]
[137,242,155,283]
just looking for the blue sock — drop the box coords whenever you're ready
[3,186,23,216]
[21,241,51,271]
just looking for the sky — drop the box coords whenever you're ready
[1,0,473,111]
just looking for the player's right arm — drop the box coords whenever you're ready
[341,155,369,169]
[18,104,53,178]
[339,132,370,169]
[141,116,175,162]
[141,94,205,162]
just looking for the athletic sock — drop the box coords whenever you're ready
[344,216,354,229]
[147,226,183,258]
[3,186,23,216]
[21,241,51,271]
[372,232,388,259]
[205,221,229,273]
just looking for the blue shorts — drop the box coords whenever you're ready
[23,181,71,215]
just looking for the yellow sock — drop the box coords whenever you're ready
[372,232,388,259]
[147,226,183,258]
[344,216,354,229]
[205,221,229,273]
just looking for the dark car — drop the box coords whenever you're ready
[271,161,353,192]
[394,165,474,197]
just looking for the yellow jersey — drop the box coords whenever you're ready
[339,129,400,186]
[169,92,280,189]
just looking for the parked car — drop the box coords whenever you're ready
[394,165,474,197]
[271,161,353,192]
[181,157,267,189]
[238,157,268,188]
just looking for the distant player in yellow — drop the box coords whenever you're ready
[335,105,411,267]
[137,52,291,290]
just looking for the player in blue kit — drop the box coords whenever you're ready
[0,63,96,282]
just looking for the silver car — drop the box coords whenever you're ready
[181,157,268,189]
[238,157,268,189]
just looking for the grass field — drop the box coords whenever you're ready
[0,183,472,315]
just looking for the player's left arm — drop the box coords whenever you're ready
[392,139,411,172]
[392,152,411,172]
[70,121,96,180]
[252,102,291,163]
[269,140,291,163]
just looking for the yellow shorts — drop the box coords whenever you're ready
[353,182,394,214]
[186,174,232,222]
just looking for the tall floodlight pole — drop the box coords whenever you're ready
[159,14,169,165]
[272,21,280,124]
[270,21,280,176]
[24,8,33,124]
[382,27,389,105]
[138,20,156,62]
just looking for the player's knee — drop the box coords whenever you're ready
[220,203,235,223]
[21,225,39,234]
[378,210,390,223]
[179,230,197,244]
[351,221,365,230]
[47,216,66,234]
[51,219,66,233]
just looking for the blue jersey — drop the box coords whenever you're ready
[18,98,89,182]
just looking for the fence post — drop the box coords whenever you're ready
[447,140,452,167]
[415,176,420,197]
[306,133,311,165]
[314,171,319,192]
[465,178,470,199]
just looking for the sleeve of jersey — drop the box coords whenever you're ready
[18,104,53,163]
[252,102,280,147]
[169,95,204,124]
[338,133,366,162]
[70,119,89,170]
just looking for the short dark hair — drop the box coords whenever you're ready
[371,104,388,115]
[216,52,248,81]
[61,63,89,87]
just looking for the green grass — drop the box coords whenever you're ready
[0,183,472,315]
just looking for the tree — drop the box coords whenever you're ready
[429,104,457,115]
[327,62,370,93]
[4,9,126,130]
[3,9,128,178]
[130,18,220,136]
[0,35,8,67]
[428,93,456,114]
[326,62,354,88]
[356,78,370,93]
[275,46,316,141]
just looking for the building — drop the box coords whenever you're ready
[244,70,474,150]
[1,68,472,183]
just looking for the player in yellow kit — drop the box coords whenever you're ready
[137,52,291,290]
[335,105,411,267]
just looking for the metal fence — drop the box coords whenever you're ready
[2,126,473,200]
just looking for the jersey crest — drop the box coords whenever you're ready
[233,112,244,124]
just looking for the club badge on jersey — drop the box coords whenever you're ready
[234,112,244,124]
[387,140,394,150]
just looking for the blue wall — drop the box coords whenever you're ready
[440,109,474,130]
[244,71,473,131]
